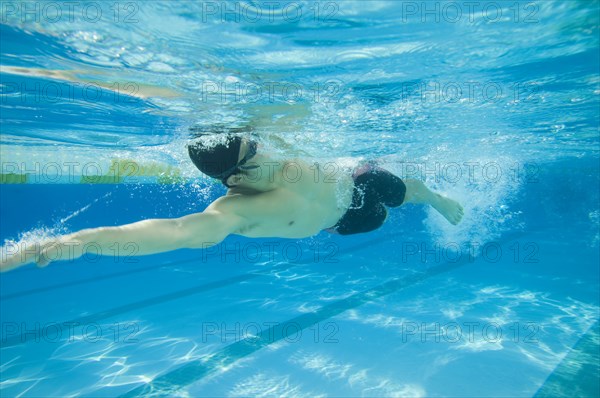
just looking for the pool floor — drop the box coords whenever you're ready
[1,228,598,397]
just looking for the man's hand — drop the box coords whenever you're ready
[0,236,82,272]
[1,240,42,272]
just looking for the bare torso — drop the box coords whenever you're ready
[220,159,355,238]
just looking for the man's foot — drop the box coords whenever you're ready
[432,194,464,225]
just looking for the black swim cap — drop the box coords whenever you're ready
[188,135,244,180]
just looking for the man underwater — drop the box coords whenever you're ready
[0,133,463,271]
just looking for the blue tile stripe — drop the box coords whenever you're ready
[533,319,599,398]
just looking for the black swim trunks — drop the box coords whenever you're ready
[327,162,406,235]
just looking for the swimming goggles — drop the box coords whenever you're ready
[218,140,259,187]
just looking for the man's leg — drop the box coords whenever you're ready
[403,179,464,225]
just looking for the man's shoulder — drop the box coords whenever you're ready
[209,188,299,214]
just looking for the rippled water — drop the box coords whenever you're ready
[1,1,598,163]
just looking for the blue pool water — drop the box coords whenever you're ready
[1,1,599,397]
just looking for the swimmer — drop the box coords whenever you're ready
[0,133,463,272]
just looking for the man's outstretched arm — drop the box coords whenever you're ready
[0,209,244,272]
